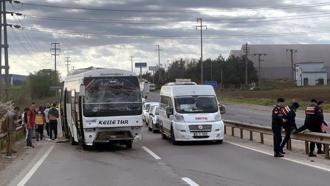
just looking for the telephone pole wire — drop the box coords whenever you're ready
[196,18,207,84]
[65,57,71,75]
[286,49,297,81]
[253,53,267,87]
[51,42,60,75]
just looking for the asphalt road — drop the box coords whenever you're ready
[14,128,330,186]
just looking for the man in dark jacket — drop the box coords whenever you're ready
[280,102,299,154]
[296,99,323,157]
[272,98,285,157]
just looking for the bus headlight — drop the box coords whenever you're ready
[174,114,184,122]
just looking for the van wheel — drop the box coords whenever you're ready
[170,127,177,145]
[126,140,133,149]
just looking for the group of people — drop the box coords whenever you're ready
[272,98,328,158]
[22,102,60,148]
[1,102,59,158]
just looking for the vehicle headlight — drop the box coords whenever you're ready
[174,114,184,122]
[214,112,222,121]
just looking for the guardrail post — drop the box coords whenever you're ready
[249,131,253,141]
[287,139,292,150]
[325,145,330,159]
[240,129,243,139]
[305,141,309,155]
[231,127,235,136]
[260,133,264,144]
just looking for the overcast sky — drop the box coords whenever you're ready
[5,0,330,77]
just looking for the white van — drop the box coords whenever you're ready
[158,84,224,144]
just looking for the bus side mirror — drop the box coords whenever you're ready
[80,85,86,97]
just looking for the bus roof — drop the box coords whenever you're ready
[65,67,137,81]
[160,85,216,97]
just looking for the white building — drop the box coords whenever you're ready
[295,62,327,86]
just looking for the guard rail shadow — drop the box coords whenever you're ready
[224,120,330,159]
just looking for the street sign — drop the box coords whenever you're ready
[135,62,147,68]
[204,80,217,88]
[149,66,159,71]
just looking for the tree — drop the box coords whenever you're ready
[26,69,60,99]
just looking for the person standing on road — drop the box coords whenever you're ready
[35,106,46,141]
[2,107,20,158]
[296,99,324,157]
[48,103,59,140]
[272,98,286,157]
[280,102,299,154]
[318,101,328,133]
[22,107,29,140]
[44,105,50,137]
[26,103,36,148]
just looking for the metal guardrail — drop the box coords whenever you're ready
[224,120,330,159]
[0,126,24,139]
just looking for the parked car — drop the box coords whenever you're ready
[149,83,156,91]
[148,105,161,132]
[144,102,159,126]
[143,102,151,123]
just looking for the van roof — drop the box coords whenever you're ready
[160,85,216,97]
[66,67,136,80]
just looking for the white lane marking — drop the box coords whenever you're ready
[227,141,330,172]
[142,146,161,160]
[182,177,200,186]
[17,145,55,186]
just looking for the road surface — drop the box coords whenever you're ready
[8,128,329,186]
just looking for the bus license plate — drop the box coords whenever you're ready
[194,132,208,137]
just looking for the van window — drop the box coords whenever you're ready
[174,96,218,113]
[160,96,172,109]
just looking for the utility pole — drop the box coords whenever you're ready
[51,42,60,75]
[196,18,207,84]
[286,49,297,81]
[243,43,249,86]
[253,53,267,87]
[0,0,21,99]
[156,44,161,84]
[65,57,71,75]
[130,56,134,72]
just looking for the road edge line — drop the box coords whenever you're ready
[17,145,55,186]
[226,141,330,172]
[142,146,161,160]
[181,177,200,186]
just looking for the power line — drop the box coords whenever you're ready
[20,1,330,13]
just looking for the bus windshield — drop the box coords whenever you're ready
[83,76,142,117]
[174,96,218,114]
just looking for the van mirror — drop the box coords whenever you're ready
[166,107,173,118]
[79,84,86,97]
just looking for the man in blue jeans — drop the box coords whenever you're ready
[26,103,36,148]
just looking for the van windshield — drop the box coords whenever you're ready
[174,96,218,113]
[83,76,142,117]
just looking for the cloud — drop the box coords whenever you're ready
[4,0,330,76]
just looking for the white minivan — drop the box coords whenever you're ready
[158,84,224,144]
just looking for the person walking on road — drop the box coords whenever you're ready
[26,103,36,148]
[48,103,59,140]
[272,98,286,157]
[296,99,324,157]
[1,107,20,158]
[35,107,46,141]
[318,101,328,133]
[280,102,299,154]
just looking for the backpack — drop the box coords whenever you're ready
[49,108,59,118]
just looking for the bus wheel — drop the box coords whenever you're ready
[125,140,133,149]
[70,131,78,145]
